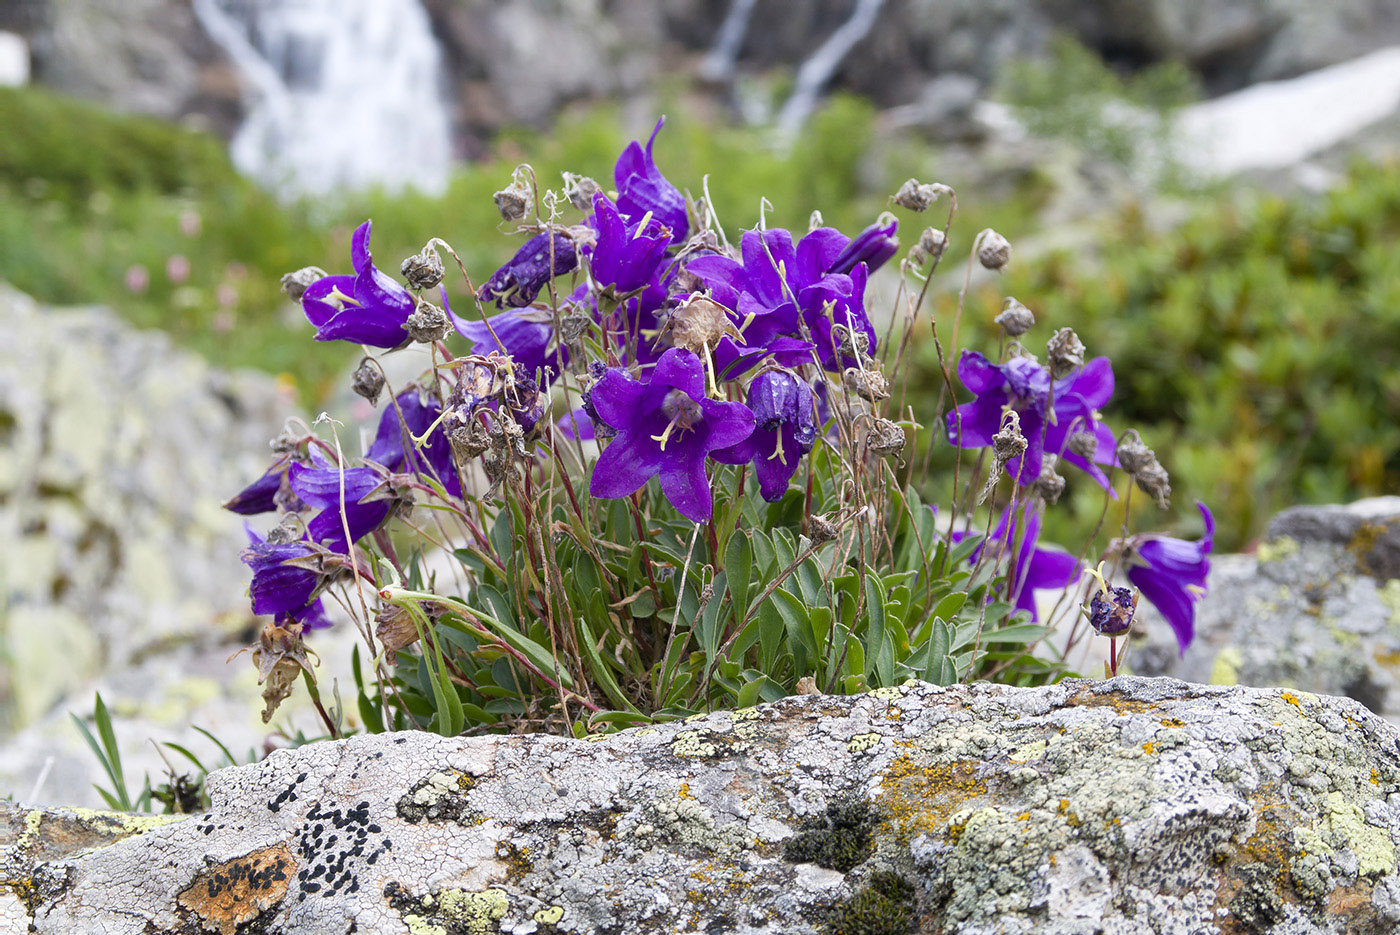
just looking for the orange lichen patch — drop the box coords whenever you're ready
[1372,769,1381,785]
[877,756,988,839]
[1143,743,1157,755]
[1062,689,1160,715]
[176,844,294,935]
[678,783,694,801]
[1160,718,1186,728]
[1280,692,1303,709]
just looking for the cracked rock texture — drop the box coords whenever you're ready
[5,677,1400,933]
[1136,497,1400,725]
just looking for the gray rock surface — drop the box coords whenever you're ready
[1134,498,1400,725]
[0,283,353,806]
[5,677,1400,933]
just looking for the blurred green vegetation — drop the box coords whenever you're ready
[0,87,1041,403]
[912,160,1400,552]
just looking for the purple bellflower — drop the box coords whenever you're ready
[365,388,461,499]
[451,302,566,385]
[959,500,1081,622]
[1125,501,1214,655]
[946,350,1118,489]
[240,526,332,630]
[301,221,415,348]
[288,462,395,554]
[1086,563,1137,636]
[614,117,689,244]
[224,458,293,515]
[477,232,577,309]
[587,348,754,522]
[590,192,673,296]
[712,370,819,501]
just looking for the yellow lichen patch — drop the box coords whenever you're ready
[877,756,988,839]
[884,705,902,720]
[635,728,658,737]
[1063,690,1157,715]
[1160,718,1186,728]
[1323,792,1396,876]
[61,807,183,836]
[678,783,694,800]
[435,888,509,935]
[1142,742,1157,755]
[1210,647,1243,686]
[848,732,882,754]
[534,905,564,925]
[175,844,294,935]
[1280,692,1303,709]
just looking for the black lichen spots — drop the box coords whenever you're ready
[823,871,916,935]
[1228,863,1284,933]
[292,800,380,903]
[783,799,877,873]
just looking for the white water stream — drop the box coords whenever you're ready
[193,0,453,198]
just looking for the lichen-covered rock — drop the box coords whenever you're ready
[1135,497,1400,724]
[5,677,1400,933]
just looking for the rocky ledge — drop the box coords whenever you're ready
[5,677,1400,934]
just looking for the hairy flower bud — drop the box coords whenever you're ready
[405,301,451,344]
[1115,429,1155,474]
[1046,327,1085,379]
[400,246,445,290]
[1033,454,1066,505]
[562,172,602,213]
[977,229,1011,270]
[995,298,1035,337]
[280,266,326,301]
[919,227,947,259]
[351,357,386,405]
[894,178,950,212]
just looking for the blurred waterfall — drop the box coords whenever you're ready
[193,0,452,199]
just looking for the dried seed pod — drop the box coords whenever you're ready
[493,183,530,221]
[1068,431,1100,459]
[893,178,950,212]
[866,418,906,456]
[400,247,445,290]
[279,266,326,301]
[977,229,1011,270]
[405,301,452,343]
[843,366,890,402]
[562,172,602,213]
[351,357,386,405]
[1046,327,1085,379]
[1033,454,1066,505]
[1116,429,1171,509]
[995,298,1035,337]
[808,514,840,543]
[668,296,734,355]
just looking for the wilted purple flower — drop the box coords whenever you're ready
[288,462,396,554]
[946,351,1118,489]
[712,370,818,501]
[224,459,291,515]
[1086,564,1137,636]
[614,117,688,243]
[588,348,754,522]
[477,232,577,309]
[241,526,333,631]
[450,303,566,384]
[365,389,461,499]
[959,500,1080,622]
[1126,501,1214,655]
[590,192,672,296]
[828,215,899,276]
[300,221,415,348]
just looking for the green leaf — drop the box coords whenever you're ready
[725,531,753,621]
[736,677,764,709]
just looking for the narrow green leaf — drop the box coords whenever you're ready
[725,532,753,621]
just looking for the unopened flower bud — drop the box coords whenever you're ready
[1033,454,1065,505]
[995,298,1035,337]
[894,178,950,212]
[351,357,385,405]
[843,366,890,403]
[1046,327,1085,379]
[1068,431,1099,459]
[280,266,326,301]
[400,247,444,290]
[977,229,1011,270]
[405,301,451,344]
[562,172,602,213]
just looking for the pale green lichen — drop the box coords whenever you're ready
[1257,536,1299,564]
[61,808,183,835]
[534,905,564,924]
[868,686,904,701]
[671,730,717,758]
[1322,792,1395,876]
[848,732,882,753]
[729,707,762,721]
[436,888,508,935]
[1008,740,1047,763]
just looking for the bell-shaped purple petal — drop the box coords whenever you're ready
[961,500,1081,621]
[224,462,287,515]
[300,221,414,349]
[241,534,320,618]
[614,117,689,243]
[364,389,460,499]
[828,216,899,276]
[477,232,578,309]
[590,193,672,295]
[1126,501,1214,655]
